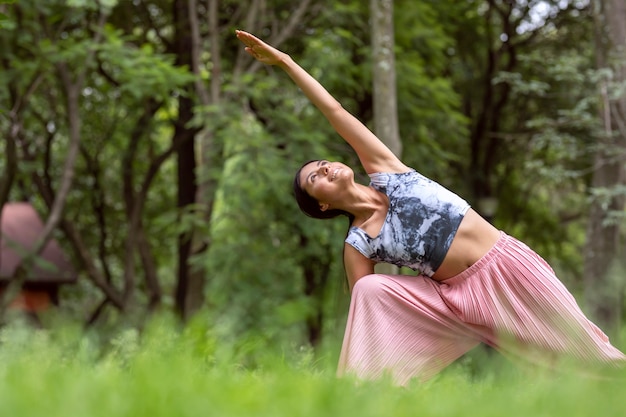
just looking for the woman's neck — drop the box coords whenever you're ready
[345,184,388,227]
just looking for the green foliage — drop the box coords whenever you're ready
[67,0,118,10]
[394,0,469,175]
[97,25,195,100]
[0,1,14,29]
[202,108,347,345]
[493,41,600,274]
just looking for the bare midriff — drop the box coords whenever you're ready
[431,208,501,281]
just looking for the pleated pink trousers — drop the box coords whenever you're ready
[337,232,625,385]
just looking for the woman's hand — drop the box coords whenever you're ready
[236,30,286,66]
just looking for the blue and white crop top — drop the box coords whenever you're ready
[345,170,470,277]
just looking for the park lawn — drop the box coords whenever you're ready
[0,317,624,417]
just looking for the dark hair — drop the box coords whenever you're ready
[294,160,355,293]
[293,160,354,221]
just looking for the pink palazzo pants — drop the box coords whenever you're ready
[337,232,625,385]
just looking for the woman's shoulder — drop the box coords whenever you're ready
[364,159,412,176]
[368,169,418,190]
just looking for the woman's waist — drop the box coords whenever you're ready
[432,208,501,281]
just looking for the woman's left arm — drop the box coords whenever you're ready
[236,30,409,174]
[343,243,376,291]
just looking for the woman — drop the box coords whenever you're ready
[235,30,625,385]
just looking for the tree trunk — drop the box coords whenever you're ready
[371,0,401,275]
[370,0,401,157]
[172,0,200,320]
[583,0,626,335]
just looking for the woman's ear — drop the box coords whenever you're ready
[319,202,330,212]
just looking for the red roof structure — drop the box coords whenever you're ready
[0,202,76,312]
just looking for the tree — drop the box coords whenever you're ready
[370,0,401,158]
[583,0,626,334]
[171,0,201,320]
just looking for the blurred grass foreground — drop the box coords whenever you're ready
[0,315,624,417]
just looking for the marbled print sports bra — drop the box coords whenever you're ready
[345,170,470,277]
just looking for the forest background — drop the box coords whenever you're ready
[0,0,625,373]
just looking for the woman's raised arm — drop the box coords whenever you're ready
[236,30,408,174]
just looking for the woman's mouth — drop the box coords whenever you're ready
[331,168,339,181]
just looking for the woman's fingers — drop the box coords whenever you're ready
[236,30,280,65]
[236,30,261,48]
[236,30,259,58]
[244,47,257,58]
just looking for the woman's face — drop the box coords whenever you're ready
[298,160,353,205]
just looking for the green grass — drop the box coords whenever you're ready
[0,316,624,417]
